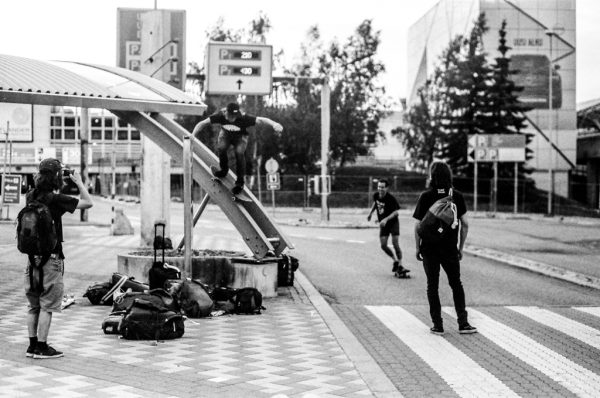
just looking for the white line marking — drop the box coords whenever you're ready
[346,240,365,244]
[316,237,333,241]
[443,307,600,397]
[367,306,518,398]
[508,306,600,350]
[574,307,600,318]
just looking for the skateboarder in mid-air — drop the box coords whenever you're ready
[192,102,283,195]
[367,179,410,277]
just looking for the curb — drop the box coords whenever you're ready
[295,270,403,398]
[464,245,600,290]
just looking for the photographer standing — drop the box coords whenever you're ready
[22,158,93,359]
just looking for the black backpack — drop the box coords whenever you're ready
[17,191,58,257]
[234,287,265,314]
[119,298,185,341]
[17,191,58,292]
[417,188,459,244]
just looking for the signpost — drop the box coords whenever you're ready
[264,158,279,213]
[2,175,21,204]
[205,42,273,95]
[468,134,526,214]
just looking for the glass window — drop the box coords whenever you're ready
[51,128,62,140]
[91,130,102,140]
[118,119,128,128]
[65,116,76,127]
[118,130,129,140]
[131,130,141,140]
[64,129,76,140]
[91,117,102,128]
[51,116,62,127]
[104,117,113,128]
[105,130,113,141]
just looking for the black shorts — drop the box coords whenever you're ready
[379,218,399,237]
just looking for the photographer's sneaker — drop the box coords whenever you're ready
[25,346,35,358]
[33,345,63,359]
[459,324,478,334]
[430,325,444,335]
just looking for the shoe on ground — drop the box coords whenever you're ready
[232,185,243,195]
[26,346,35,358]
[392,261,399,273]
[33,345,63,359]
[459,324,478,334]
[430,326,444,335]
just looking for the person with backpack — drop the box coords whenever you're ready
[19,158,93,359]
[367,178,409,276]
[412,161,477,336]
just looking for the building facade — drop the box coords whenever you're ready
[407,0,576,197]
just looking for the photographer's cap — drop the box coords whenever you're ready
[39,158,62,173]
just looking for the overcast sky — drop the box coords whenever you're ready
[1,0,598,103]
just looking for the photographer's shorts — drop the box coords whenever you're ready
[24,256,64,313]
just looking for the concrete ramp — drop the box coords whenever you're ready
[112,110,293,259]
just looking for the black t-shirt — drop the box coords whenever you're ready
[209,113,257,135]
[413,188,467,253]
[26,189,79,258]
[373,192,400,222]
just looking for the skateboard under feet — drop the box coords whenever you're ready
[394,269,411,279]
[210,165,251,202]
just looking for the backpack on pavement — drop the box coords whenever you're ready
[277,254,299,287]
[417,188,459,244]
[119,298,184,340]
[177,279,214,318]
[234,287,265,315]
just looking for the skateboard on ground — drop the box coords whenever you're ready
[394,268,411,279]
[210,165,252,203]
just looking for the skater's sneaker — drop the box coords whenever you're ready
[232,185,243,195]
[26,346,35,358]
[459,324,478,334]
[392,261,399,273]
[430,326,444,335]
[211,166,228,179]
[33,345,63,359]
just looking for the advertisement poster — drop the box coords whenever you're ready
[0,103,33,142]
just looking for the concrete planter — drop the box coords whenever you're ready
[117,251,278,297]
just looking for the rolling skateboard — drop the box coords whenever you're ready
[394,269,411,279]
[210,165,252,203]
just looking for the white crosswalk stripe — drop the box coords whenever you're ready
[508,306,600,350]
[367,306,519,398]
[443,307,600,397]
[574,306,600,318]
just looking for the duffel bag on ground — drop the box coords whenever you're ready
[234,287,265,315]
[102,312,124,335]
[112,289,179,313]
[177,279,214,318]
[111,272,149,292]
[119,298,184,340]
[83,281,114,305]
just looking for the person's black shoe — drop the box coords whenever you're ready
[459,324,478,334]
[210,165,228,179]
[430,326,444,335]
[33,345,63,359]
[26,346,35,358]
[392,261,399,273]
[232,185,243,195]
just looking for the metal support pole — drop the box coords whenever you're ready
[80,108,89,221]
[513,162,518,214]
[182,136,192,277]
[493,161,498,214]
[473,159,478,213]
[547,32,554,216]
[111,115,117,199]
[177,193,210,251]
[1,122,9,218]
[320,80,330,222]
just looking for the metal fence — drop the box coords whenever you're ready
[95,172,600,218]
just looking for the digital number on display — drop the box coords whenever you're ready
[219,65,262,76]
[219,49,262,61]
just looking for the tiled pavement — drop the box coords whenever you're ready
[3,218,600,397]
